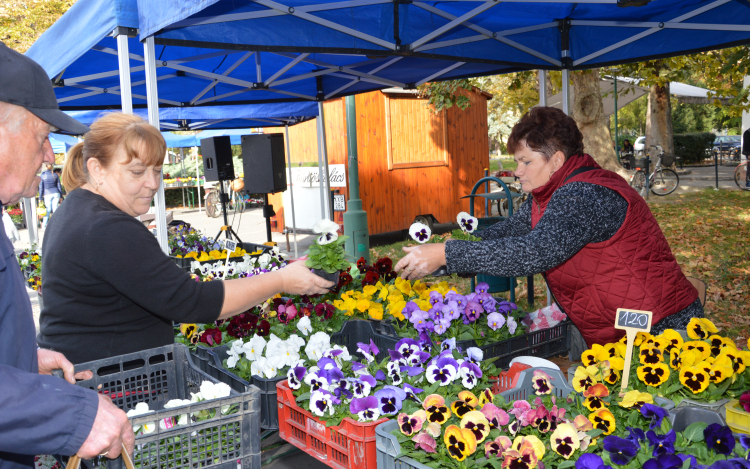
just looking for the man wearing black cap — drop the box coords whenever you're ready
[0,43,133,468]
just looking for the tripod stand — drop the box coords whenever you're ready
[213,181,243,246]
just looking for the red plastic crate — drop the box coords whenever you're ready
[490,362,531,394]
[277,380,387,469]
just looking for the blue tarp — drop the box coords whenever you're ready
[26,0,512,112]
[139,0,750,71]
[161,133,200,148]
[196,128,259,145]
[65,101,317,130]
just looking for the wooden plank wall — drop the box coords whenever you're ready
[262,90,489,235]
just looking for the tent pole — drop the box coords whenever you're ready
[614,73,619,158]
[538,70,547,106]
[318,102,333,220]
[315,109,326,219]
[143,36,169,254]
[116,33,133,114]
[285,124,298,259]
[562,69,570,116]
[195,147,202,214]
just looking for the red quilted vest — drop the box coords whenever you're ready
[530,154,697,346]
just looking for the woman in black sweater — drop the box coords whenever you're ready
[38,113,332,364]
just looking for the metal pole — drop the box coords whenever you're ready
[645,149,650,200]
[715,142,721,190]
[194,147,202,213]
[180,148,186,208]
[562,70,570,116]
[318,102,334,220]
[484,169,489,216]
[23,197,38,247]
[116,34,133,115]
[143,36,169,254]
[315,112,326,219]
[613,73,618,160]
[343,95,370,264]
[538,70,547,106]
[284,124,298,258]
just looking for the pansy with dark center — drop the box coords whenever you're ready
[604,435,639,465]
[679,366,710,393]
[637,363,670,386]
[444,425,477,461]
[309,389,339,417]
[530,406,554,433]
[589,408,616,435]
[403,383,423,402]
[414,228,429,242]
[460,215,476,233]
[349,396,380,422]
[551,423,580,459]
[286,363,307,390]
[640,403,668,429]
[387,361,403,385]
[441,337,457,352]
[374,386,406,416]
[451,399,474,419]
[460,410,491,443]
[350,374,376,398]
[642,453,686,469]
[459,361,482,389]
[304,370,329,391]
[639,346,664,365]
[464,301,484,323]
[418,331,433,352]
[646,430,676,457]
[532,369,554,395]
[480,403,509,428]
[704,423,735,455]
[332,379,353,401]
[425,355,459,385]
[397,410,426,436]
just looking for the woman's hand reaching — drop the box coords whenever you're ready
[394,243,447,281]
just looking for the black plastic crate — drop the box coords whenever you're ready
[201,345,285,431]
[71,344,261,469]
[331,319,399,362]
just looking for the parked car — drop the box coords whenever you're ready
[633,136,646,156]
[712,135,741,160]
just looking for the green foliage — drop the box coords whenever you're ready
[450,228,483,242]
[673,132,716,164]
[417,79,473,113]
[305,235,351,274]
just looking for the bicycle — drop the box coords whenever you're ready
[734,160,750,190]
[205,181,247,218]
[629,145,679,196]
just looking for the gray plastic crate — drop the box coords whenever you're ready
[376,420,430,469]
[70,344,261,469]
[498,367,574,401]
[669,405,726,432]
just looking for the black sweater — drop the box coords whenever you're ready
[38,189,223,364]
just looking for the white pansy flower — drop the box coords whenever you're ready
[162,399,192,428]
[305,331,332,362]
[316,231,338,245]
[227,352,240,369]
[243,334,267,361]
[313,219,339,234]
[258,253,272,269]
[286,334,306,351]
[266,338,300,369]
[323,345,352,368]
[251,356,278,378]
[409,222,431,244]
[126,402,155,434]
[296,316,313,336]
[200,381,232,401]
[456,212,479,233]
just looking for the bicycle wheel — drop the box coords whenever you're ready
[631,170,647,197]
[650,168,679,196]
[736,162,750,191]
[205,191,222,218]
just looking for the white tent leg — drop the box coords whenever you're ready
[562,69,571,115]
[195,147,202,213]
[285,124,298,259]
[316,111,326,219]
[538,70,547,106]
[116,34,133,114]
[143,36,169,254]
[318,102,333,220]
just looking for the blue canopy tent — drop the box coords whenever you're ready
[65,101,317,131]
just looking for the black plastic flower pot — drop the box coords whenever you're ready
[311,268,340,286]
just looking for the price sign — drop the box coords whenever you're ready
[225,239,238,252]
[614,308,653,394]
[333,194,346,212]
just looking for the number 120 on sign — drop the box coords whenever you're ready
[615,309,652,331]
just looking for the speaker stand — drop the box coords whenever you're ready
[262,194,276,243]
[213,181,243,245]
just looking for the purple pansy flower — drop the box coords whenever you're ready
[401,365,424,377]
[351,361,367,375]
[332,379,353,400]
[428,291,443,306]
[425,355,459,385]
[646,430,676,457]
[496,301,517,314]
[704,424,735,455]
[409,310,431,331]
[487,312,506,331]
[625,427,646,445]
[287,363,307,390]
[374,386,407,415]
[603,435,639,465]
[418,332,433,352]
[387,361,403,385]
[476,293,497,312]
[349,396,380,422]
[507,316,518,334]
[351,374,377,398]
[459,361,482,389]
[403,383,424,402]
[441,337,457,352]
[641,403,669,429]
[643,454,684,469]
[402,301,420,320]
[464,301,484,324]
[475,282,489,294]
[357,339,380,363]
[433,318,451,335]
[442,301,461,321]
[309,389,339,417]
[375,369,386,381]
[575,453,614,469]
[466,347,483,364]
[395,338,421,365]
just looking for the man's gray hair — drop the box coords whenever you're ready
[0,101,29,134]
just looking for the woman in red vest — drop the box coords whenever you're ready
[395,106,701,347]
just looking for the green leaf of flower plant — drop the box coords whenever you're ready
[587,429,604,439]
[557,461,576,469]
[296,392,311,404]
[666,383,684,395]
[683,421,708,442]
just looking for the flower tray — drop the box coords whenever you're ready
[69,344,261,469]
[668,405,726,433]
[565,366,675,411]
[277,380,388,469]
[375,420,430,469]
[196,344,286,431]
[170,242,273,272]
[497,367,575,401]
[453,319,571,369]
[490,362,532,394]
[725,400,750,435]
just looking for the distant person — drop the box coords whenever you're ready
[743,128,750,187]
[620,139,634,154]
[38,162,62,229]
[620,139,635,169]
[53,167,66,195]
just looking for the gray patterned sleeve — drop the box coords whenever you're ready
[445,182,628,277]
[476,197,533,240]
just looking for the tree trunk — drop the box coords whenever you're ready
[571,70,625,175]
[646,82,674,160]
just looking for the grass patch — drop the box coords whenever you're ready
[489,158,518,174]
[369,188,750,343]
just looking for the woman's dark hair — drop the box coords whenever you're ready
[507,107,584,161]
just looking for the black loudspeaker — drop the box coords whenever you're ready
[200,136,235,182]
[241,134,287,193]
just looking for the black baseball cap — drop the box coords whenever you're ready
[0,42,89,135]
